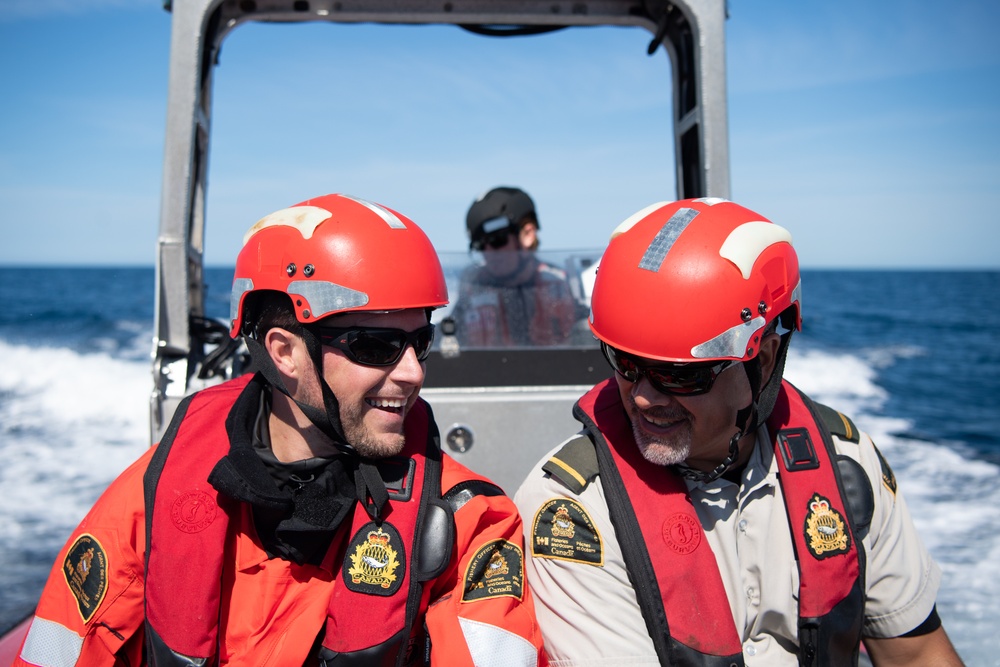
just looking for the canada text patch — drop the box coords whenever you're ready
[462,539,523,603]
[531,498,604,566]
[62,533,109,622]
[343,522,405,596]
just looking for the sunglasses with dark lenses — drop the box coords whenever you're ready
[313,324,435,366]
[601,342,736,396]
[473,229,514,251]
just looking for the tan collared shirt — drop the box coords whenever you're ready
[514,425,941,666]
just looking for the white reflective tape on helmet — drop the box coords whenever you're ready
[458,617,538,667]
[338,194,407,229]
[19,617,84,667]
[242,205,332,245]
[719,221,793,279]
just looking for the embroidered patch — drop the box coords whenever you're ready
[873,444,897,496]
[170,490,218,533]
[804,493,851,559]
[662,512,702,555]
[344,522,405,596]
[531,499,603,566]
[462,539,524,603]
[62,533,109,623]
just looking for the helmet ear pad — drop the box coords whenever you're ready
[755,330,793,425]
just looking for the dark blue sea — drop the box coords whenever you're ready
[1,267,998,663]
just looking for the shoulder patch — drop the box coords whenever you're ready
[344,522,405,596]
[531,498,604,566]
[62,533,109,623]
[873,443,898,496]
[804,493,851,559]
[814,402,861,444]
[462,539,524,603]
[541,434,599,494]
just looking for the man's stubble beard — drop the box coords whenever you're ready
[340,400,407,459]
[626,395,691,467]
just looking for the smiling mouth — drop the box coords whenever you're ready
[366,397,405,413]
[639,411,685,430]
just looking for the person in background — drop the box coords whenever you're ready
[15,194,546,667]
[515,198,964,666]
[451,186,579,347]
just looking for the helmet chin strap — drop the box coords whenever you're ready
[244,330,390,521]
[675,353,764,483]
[675,402,756,483]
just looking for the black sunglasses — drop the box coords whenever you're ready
[601,342,736,396]
[312,324,435,367]
[472,229,515,251]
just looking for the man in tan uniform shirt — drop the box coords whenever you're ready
[515,198,963,666]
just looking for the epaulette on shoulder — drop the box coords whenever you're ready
[814,402,861,444]
[542,433,599,494]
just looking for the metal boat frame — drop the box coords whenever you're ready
[151,0,731,490]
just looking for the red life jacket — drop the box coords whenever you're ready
[142,374,449,666]
[571,379,864,666]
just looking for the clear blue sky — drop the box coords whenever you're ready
[1,0,998,268]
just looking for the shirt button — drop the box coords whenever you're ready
[744,643,757,657]
[738,519,748,532]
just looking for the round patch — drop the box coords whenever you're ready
[662,512,701,555]
[170,490,218,533]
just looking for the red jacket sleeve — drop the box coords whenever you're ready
[13,448,153,667]
[424,458,547,666]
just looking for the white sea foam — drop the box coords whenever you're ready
[786,347,1000,662]
[0,340,150,550]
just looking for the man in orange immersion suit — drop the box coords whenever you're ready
[15,194,547,667]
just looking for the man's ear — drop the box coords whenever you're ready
[264,327,303,381]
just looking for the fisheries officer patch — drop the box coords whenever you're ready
[804,493,851,559]
[344,522,404,596]
[531,499,604,566]
[62,533,109,623]
[462,539,524,603]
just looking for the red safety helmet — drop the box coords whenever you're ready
[230,193,448,337]
[590,198,801,363]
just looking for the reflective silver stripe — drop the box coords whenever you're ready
[288,280,369,318]
[458,617,538,667]
[481,216,510,234]
[230,277,254,326]
[19,617,84,667]
[638,207,699,273]
[692,315,765,359]
[338,194,407,229]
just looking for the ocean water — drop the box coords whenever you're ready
[1,266,998,663]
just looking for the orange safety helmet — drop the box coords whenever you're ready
[229,193,448,337]
[589,198,801,364]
